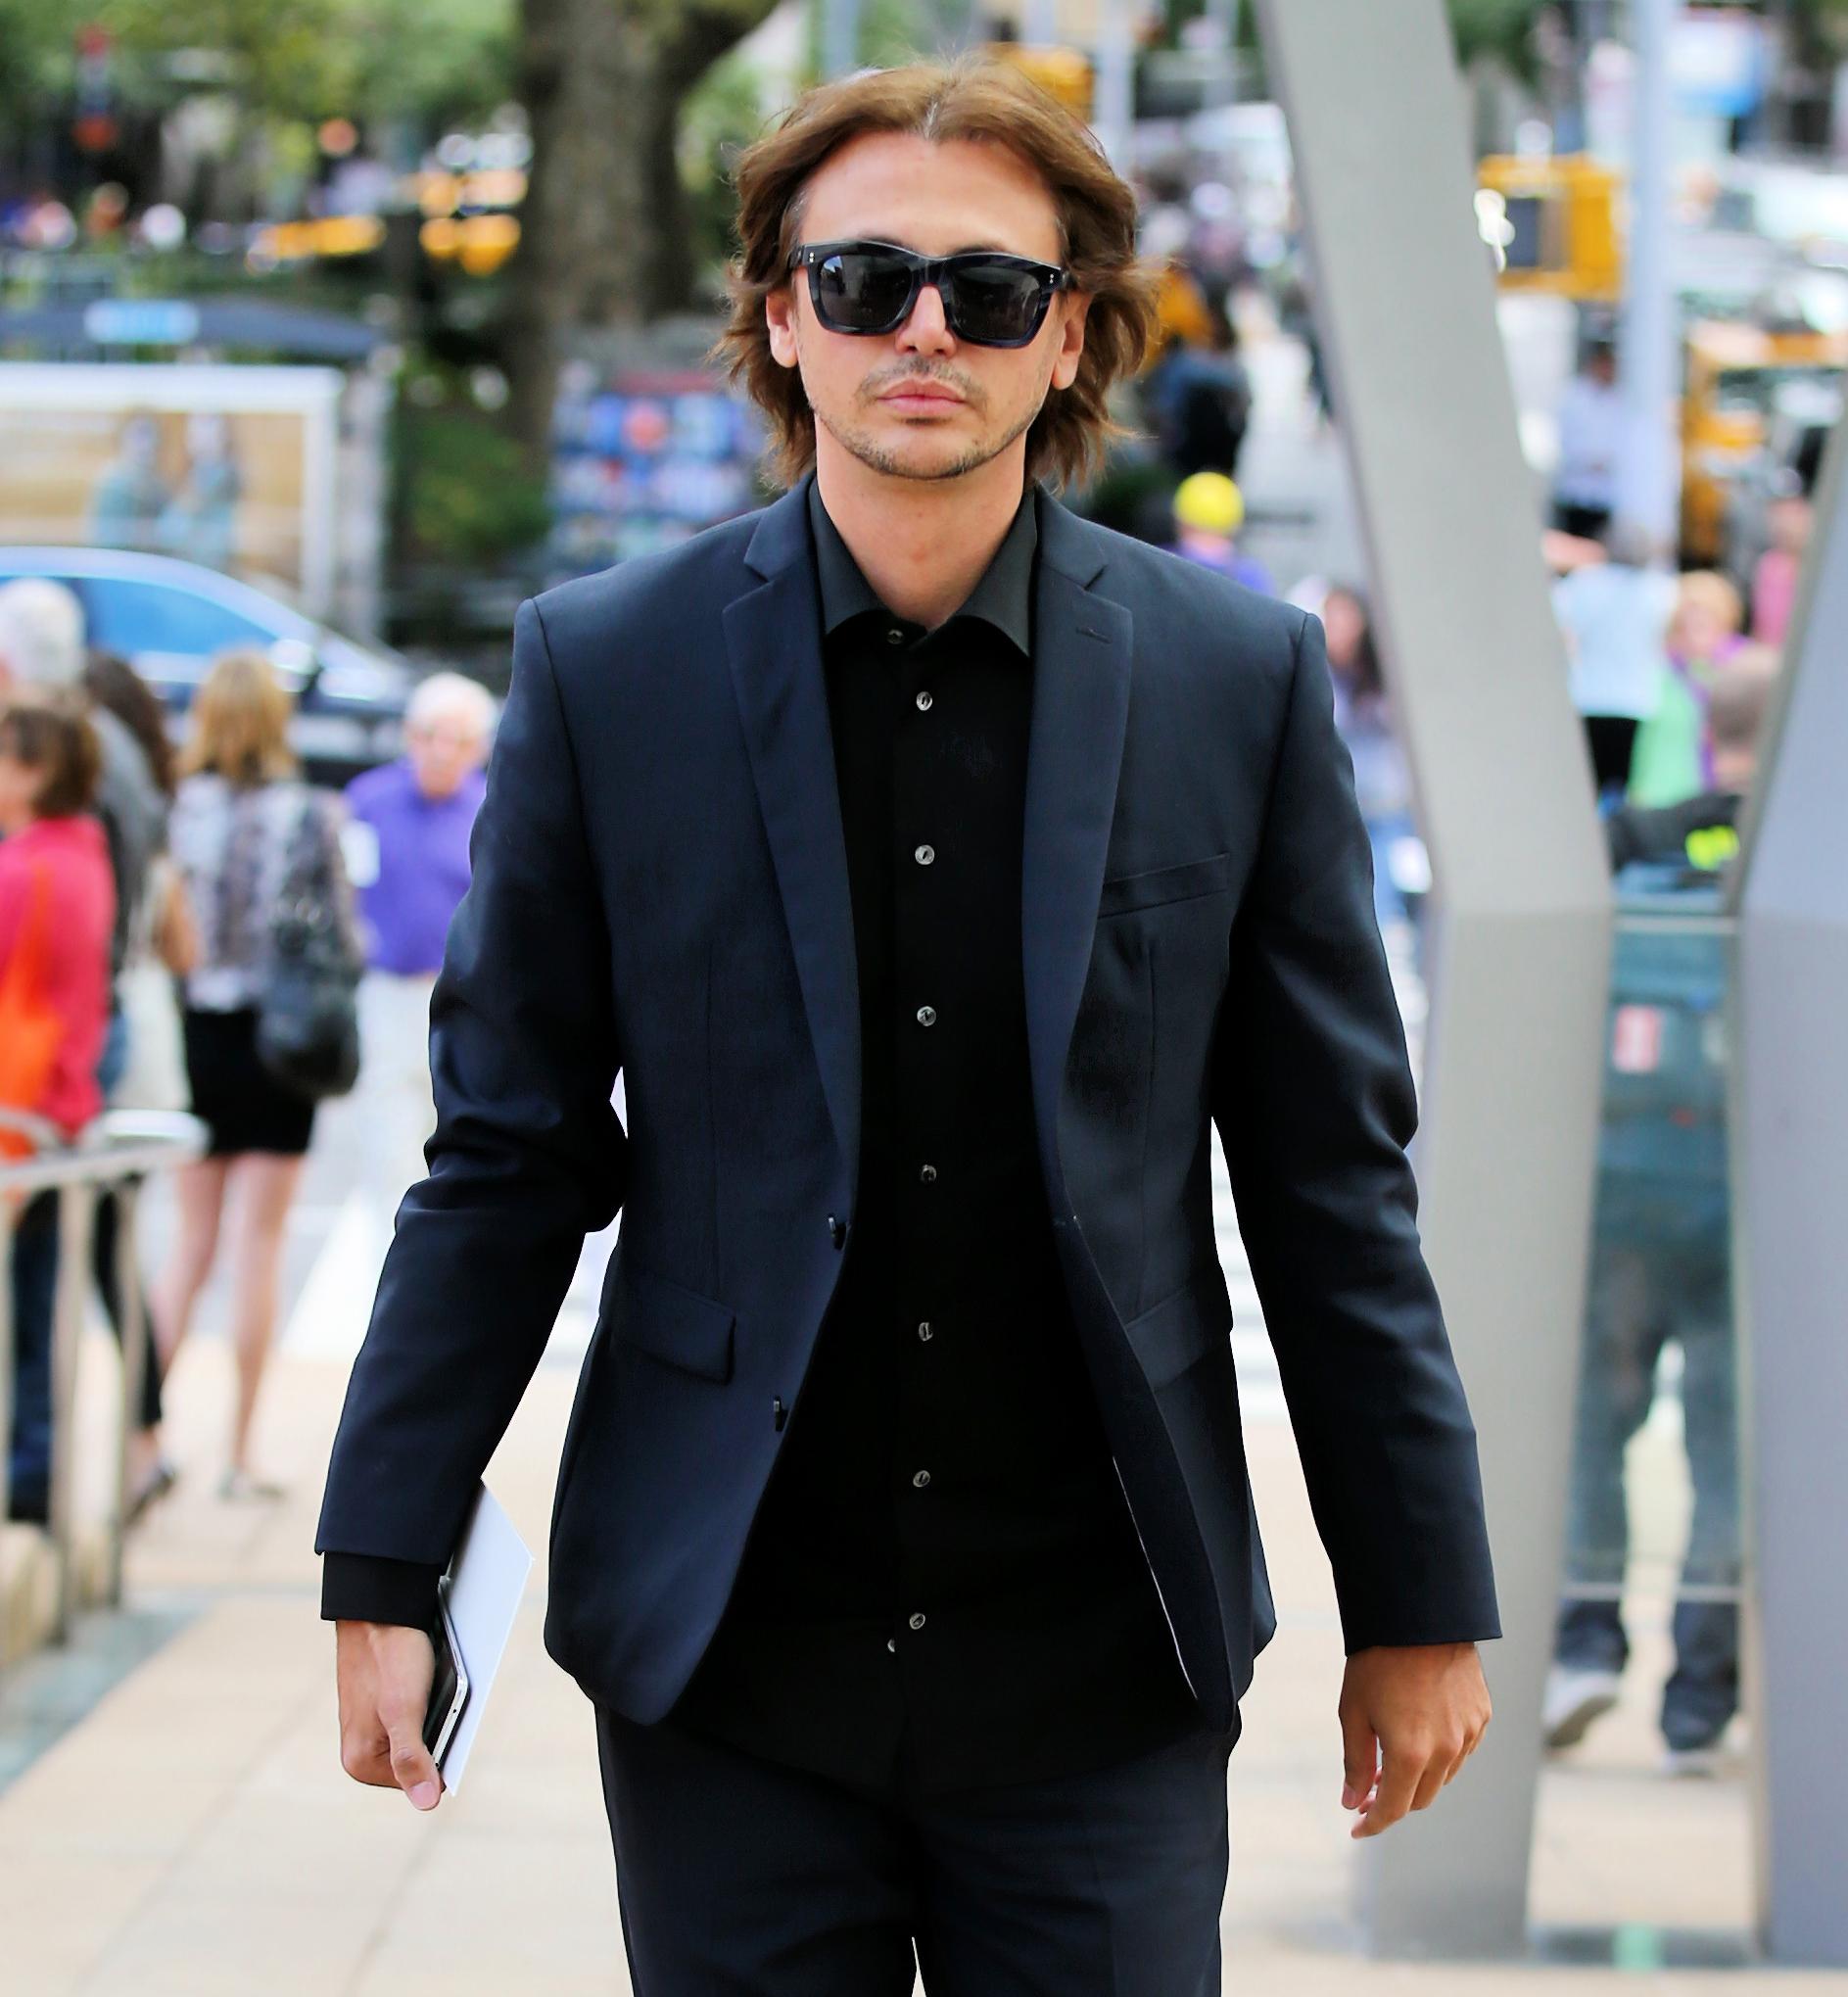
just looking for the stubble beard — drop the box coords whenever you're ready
[818,386,1043,485]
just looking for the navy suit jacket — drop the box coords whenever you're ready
[315,475,1499,1734]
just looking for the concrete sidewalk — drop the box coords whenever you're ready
[0,1315,1829,1997]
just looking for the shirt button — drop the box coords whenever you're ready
[919,1163,937,1184]
[916,1005,937,1027]
[912,1469,931,1489]
[916,689,933,711]
[886,627,905,646]
[918,1320,933,1342]
[886,1637,897,1653]
[828,1214,846,1248]
[914,843,934,866]
[909,1612,926,1632]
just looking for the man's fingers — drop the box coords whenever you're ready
[1443,1722,1487,1788]
[1352,1740,1424,1838]
[1409,1751,1450,1814]
[1441,1729,1480,1788]
[339,1728,400,1789]
[1339,1705,1379,1811]
[385,1704,444,1811]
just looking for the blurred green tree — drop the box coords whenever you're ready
[1445,0,1546,81]
[0,0,77,126]
[501,0,780,458]
[94,0,514,129]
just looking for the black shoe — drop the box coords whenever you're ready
[7,1482,49,1526]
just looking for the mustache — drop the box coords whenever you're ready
[862,365,979,404]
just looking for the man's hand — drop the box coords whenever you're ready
[336,1619,445,1812]
[1338,1641,1491,1839]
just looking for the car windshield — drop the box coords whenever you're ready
[82,578,274,658]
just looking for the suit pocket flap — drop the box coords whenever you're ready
[1121,1267,1233,1389]
[609,1255,736,1383]
[1098,852,1234,918]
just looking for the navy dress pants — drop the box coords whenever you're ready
[595,1709,1233,1996]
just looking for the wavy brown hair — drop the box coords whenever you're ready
[0,688,102,819]
[179,648,298,789]
[714,56,1158,493]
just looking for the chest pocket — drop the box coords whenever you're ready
[1098,852,1234,920]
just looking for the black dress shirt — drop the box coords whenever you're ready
[667,484,1200,1794]
[324,483,1203,1795]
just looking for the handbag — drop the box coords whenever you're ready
[111,856,190,1114]
[112,960,188,1113]
[0,862,64,1159]
[256,796,361,1102]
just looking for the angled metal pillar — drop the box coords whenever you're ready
[1250,0,1612,1957]
[1730,415,1848,1967]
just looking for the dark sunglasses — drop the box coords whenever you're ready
[788,239,1074,349]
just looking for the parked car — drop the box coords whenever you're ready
[0,547,412,785]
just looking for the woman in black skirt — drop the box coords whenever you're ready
[152,650,357,1499]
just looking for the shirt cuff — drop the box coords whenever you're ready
[320,1551,442,1629]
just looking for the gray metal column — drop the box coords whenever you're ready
[1730,415,1848,1967]
[1250,0,1612,1956]
[1614,0,1679,546]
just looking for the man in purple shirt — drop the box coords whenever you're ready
[343,673,496,1204]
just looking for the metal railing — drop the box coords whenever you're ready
[0,1110,208,1658]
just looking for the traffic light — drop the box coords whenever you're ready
[1477,155,1622,302]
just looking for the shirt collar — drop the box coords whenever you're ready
[808,479,1037,656]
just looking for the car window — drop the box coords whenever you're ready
[83,579,273,658]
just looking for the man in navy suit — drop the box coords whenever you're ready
[319,56,1497,1995]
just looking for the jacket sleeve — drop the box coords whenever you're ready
[1212,611,1499,1655]
[315,596,626,1577]
[320,1550,441,1629]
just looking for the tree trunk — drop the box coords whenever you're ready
[505,0,781,466]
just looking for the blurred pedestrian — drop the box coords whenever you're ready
[0,587,169,1514]
[342,673,496,1208]
[1324,585,1419,929]
[1169,471,1273,594]
[1603,647,1778,875]
[0,582,166,1008]
[1291,580,1419,934]
[1550,519,1678,797]
[1627,572,1745,809]
[1545,645,1777,1775]
[1276,258,1331,427]
[154,649,358,1501]
[1144,297,1253,481]
[0,689,114,1525]
[81,647,195,1519]
[1551,341,1621,542]
[1748,489,1811,648]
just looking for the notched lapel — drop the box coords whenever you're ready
[1021,536,1133,1208]
[723,511,861,1188]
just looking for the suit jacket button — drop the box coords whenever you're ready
[829,1215,847,1249]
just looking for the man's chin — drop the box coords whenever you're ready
[850,428,993,483]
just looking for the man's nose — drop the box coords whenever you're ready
[896,282,956,354]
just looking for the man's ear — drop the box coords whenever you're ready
[766,286,800,371]
[1049,292,1091,393]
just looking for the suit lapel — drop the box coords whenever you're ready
[1021,496,1133,1209]
[723,480,861,1184]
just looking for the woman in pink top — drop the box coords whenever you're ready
[0,689,115,1133]
[1749,491,1811,648]
[0,689,114,1525]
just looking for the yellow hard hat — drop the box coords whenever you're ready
[1172,470,1244,537]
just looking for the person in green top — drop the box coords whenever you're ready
[1629,571,1744,808]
